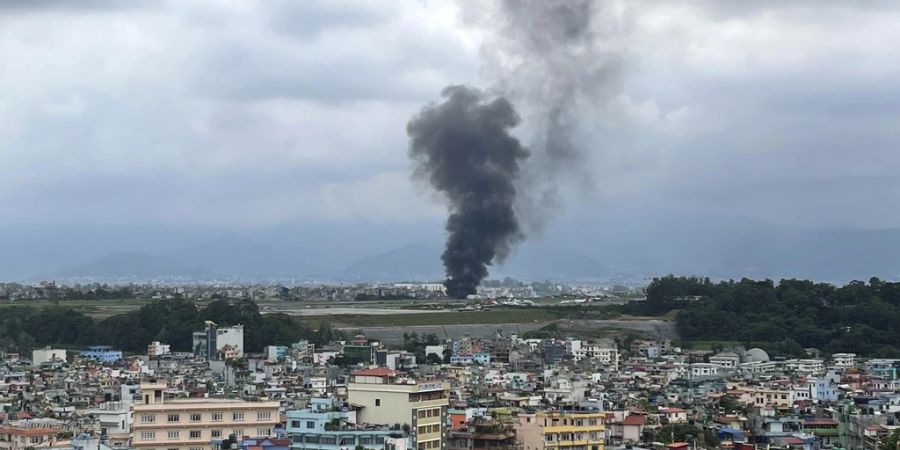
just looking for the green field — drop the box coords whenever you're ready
[0,298,149,318]
[296,308,564,327]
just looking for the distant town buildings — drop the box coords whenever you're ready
[32,347,67,368]
[192,323,244,360]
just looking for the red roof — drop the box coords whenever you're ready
[623,415,647,426]
[352,367,399,377]
[661,408,685,413]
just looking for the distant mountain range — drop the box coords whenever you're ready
[59,251,206,279]
[339,242,613,282]
[4,222,900,283]
[46,239,614,283]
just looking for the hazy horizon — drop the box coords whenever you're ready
[3,2,900,283]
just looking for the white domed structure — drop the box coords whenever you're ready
[744,347,770,363]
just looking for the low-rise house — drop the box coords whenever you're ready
[658,408,687,424]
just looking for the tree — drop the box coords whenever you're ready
[880,429,900,450]
[442,348,452,364]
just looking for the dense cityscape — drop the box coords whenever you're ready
[2,300,900,450]
[2,275,900,450]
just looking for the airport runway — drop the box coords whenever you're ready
[338,319,677,343]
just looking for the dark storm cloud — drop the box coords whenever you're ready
[407,86,528,297]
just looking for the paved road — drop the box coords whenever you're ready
[339,319,677,343]
[260,306,444,316]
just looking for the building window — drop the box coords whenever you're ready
[375,398,381,406]
[141,432,156,440]
[233,429,244,437]
[257,428,271,436]
[190,447,203,450]
[190,431,201,439]
[168,414,180,423]
[211,430,222,438]
[190,414,202,422]
[212,413,223,422]
[257,411,271,420]
[141,415,157,423]
[168,431,179,440]
[290,421,300,428]
[233,412,245,421]
[306,421,315,429]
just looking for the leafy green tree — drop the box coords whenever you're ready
[879,429,900,450]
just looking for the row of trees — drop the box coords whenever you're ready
[0,299,344,354]
[651,276,900,357]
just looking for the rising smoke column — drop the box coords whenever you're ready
[482,0,624,227]
[407,85,529,298]
[409,0,622,296]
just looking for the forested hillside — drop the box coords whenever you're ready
[644,275,900,357]
[0,299,343,353]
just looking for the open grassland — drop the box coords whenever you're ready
[0,298,148,318]
[295,307,563,328]
[0,298,665,332]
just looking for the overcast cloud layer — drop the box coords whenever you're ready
[3,0,900,234]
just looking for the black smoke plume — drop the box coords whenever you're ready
[407,85,528,298]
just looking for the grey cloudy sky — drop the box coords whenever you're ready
[3,0,900,233]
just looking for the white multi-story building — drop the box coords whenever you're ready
[88,400,133,447]
[740,360,777,374]
[709,352,741,371]
[32,348,67,368]
[147,342,171,357]
[216,325,244,358]
[690,363,719,378]
[785,359,825,375]
[569,341,619,369]
[832,353,857,368]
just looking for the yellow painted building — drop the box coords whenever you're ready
[515,412,605,450]
[132,383,280,450]
[346,368,449,450]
